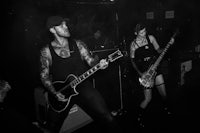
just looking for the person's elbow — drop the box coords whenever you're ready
[89,55,99,67]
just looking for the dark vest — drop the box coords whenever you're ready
[134,36,158,72]
[49,39,87,82]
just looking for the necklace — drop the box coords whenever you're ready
[52,41,71,58]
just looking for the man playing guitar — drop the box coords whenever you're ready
[40,16,122,133]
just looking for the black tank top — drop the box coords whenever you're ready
[49,39,87,82]
[134,36,158,73]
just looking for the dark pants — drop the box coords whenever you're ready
[46,80,121,133]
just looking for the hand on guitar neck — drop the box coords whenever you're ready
[99,59,109,69]
[169,38,175,45]
[158,38,175,53]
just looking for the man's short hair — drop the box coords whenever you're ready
[46,16,70,29]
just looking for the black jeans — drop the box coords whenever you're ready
[46,80,121,133]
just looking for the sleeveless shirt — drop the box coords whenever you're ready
[49,39,88,82]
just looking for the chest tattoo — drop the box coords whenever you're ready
[54,48,71,58]
[136,38,148,47]
[59,49,71,58]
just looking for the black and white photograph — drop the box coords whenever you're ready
[2,0,200,132]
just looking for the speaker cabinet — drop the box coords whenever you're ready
[60,104,93,133]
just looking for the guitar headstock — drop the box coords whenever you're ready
[172,28,180,39]
[108,49,123,62]
[169,28,180,45]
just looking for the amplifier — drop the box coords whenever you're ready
[60,104,93,133]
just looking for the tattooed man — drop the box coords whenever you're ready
[40,16,121,133]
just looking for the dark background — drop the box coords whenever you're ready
[2,0,200,131]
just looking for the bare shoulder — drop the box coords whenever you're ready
[148,35,155,41]
[130,40,138,50]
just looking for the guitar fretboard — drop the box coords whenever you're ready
[151,29,178,71]
[70,63,101,87]
[152,41,172,70]
[69,49,123,88]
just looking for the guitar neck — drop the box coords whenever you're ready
[152,42,171,70]
[70,62,102,87]
[70,49,123,87]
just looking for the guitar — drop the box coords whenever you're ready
[48,49,123,113]
[139,29,179,88]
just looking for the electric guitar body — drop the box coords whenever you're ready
[48,74,78,113]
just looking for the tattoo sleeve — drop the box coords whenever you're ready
[40,47,56,94]
[76,40,98,67]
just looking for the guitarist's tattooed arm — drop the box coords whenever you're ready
[76,40,99,67]
[40,47,57,95]
[40,46,65,101]
[77,40,108,69]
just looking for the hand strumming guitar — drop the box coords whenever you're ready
[55,92,65,102]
